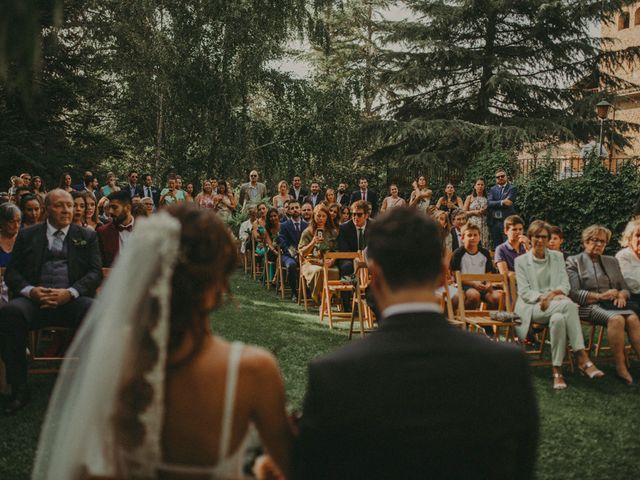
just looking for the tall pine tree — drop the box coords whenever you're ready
[374,0,640,169]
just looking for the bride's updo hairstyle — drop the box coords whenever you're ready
[166,203,238,357]
[113,204,237,454]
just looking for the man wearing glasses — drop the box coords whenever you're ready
[337,200,371,277]
[238,170,267,208]
[488,169,517,248]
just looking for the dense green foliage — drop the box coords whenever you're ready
[2,273,640,479]
[518,157,640,254]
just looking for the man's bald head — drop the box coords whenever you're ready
[45,189,74,229]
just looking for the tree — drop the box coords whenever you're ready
[374,0,640,171]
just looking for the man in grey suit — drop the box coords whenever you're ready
[238,170,267,208]
[296,207,538,479]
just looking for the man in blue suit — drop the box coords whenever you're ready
[278,200,307,302]
[487,169,517,248]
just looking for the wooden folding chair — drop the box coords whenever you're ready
[454,271,515,341]
[274,248,290,300]
[348,257,377,339]
[297,252,311,311]
[319,252,360,328]
[508,273,573,370]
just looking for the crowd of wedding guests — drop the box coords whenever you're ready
[1,167,640,478]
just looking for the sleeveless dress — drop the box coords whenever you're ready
[154,342,251,479]
[467,196,490,247]
[198,194,216,209]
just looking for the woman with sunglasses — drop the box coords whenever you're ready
[567,225,640,386]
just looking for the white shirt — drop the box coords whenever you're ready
[21,222,78,298]
[382,302,442,319]
[460,251,488,274]
[118,217,135,249]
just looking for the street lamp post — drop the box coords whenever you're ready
[596,100,612,158]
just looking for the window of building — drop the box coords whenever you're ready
[635,8,640,26]
[619,11,630,30]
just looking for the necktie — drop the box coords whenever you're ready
[357,228,364,251]
[362,191,367,202]
[52,230,64,252]
[294,222,300,234]
[118,224,133,232]
[145,187,150,198]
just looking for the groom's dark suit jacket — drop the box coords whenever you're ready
[5,223,103,298]
[296,311,538,479]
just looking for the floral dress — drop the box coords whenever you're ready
[467,195,490,247]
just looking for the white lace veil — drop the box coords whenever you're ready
[32,212,182,479]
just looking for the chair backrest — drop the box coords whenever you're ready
[323,251,360,276]
[508,272,517,312]
[454,271,511,317]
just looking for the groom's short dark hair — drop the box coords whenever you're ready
[108,190,132,205]
[367,207,442,290]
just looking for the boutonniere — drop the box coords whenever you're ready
[70,238,88,247]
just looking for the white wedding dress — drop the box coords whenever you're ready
[32,213,252,479]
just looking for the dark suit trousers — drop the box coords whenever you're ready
[490,218,506,249]
[282,255,299,295]
[0,296,92,385]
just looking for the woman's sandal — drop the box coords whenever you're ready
[552,373,567,390]
[578,361,605,379]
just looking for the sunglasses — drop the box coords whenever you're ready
[352,212,365,217]
[250,175,258,178]
[495,174,506,179]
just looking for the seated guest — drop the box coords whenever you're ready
[337,200,371,277]
[327,203,340,228]
[70,191,87,227]
[19,194,42,228]
[434,210,453,253]
[616,219,640,304]
[84,192,102,230]
[450,208,467,251]
[450,224,500,309]
[300,201,313,223]
[515,220,603,390]
[567,225,640,386]
[435,182,463,214]
[380,184,406,212]
[0,190,101,414]
[297,207,538,479]
[279,201,307,302]
[303,182,323,208]
[350,178,378,215]
[239,207,257,254]
[338,205,350,225]
[141,196,155,215]
[132,202,149,218]
[548,225,568,259]
[97,191,134,268]
[298,204,338,304]
[495,215,530,273]
[0,203,21,268]
[264,208,282,282]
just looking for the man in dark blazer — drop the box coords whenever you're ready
[123,170,144,199]
[488,169,517,248]
[278,200,308,302]
[289,175,308,203]
[296,207,538,479]
[97,190,135,268]
[350,177,378,214]
[335,182,350,207]
[0,189,102,414]
[337,200,371,277]
[302,181,323,208]
[141,173,160,207]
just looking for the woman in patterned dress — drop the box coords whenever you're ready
[463,178,490,247]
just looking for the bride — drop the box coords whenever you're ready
[33,205,293,479]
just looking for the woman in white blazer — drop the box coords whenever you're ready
[514,220,603,389]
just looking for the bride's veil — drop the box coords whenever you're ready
[32,212,182,479]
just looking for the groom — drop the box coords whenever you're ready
[296,207,538,479]
[0,189,102,415]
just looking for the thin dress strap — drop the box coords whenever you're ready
[218,341,243,461]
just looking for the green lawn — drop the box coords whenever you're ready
[1,272,639,479]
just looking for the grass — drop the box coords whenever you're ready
[1,272,639,479]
